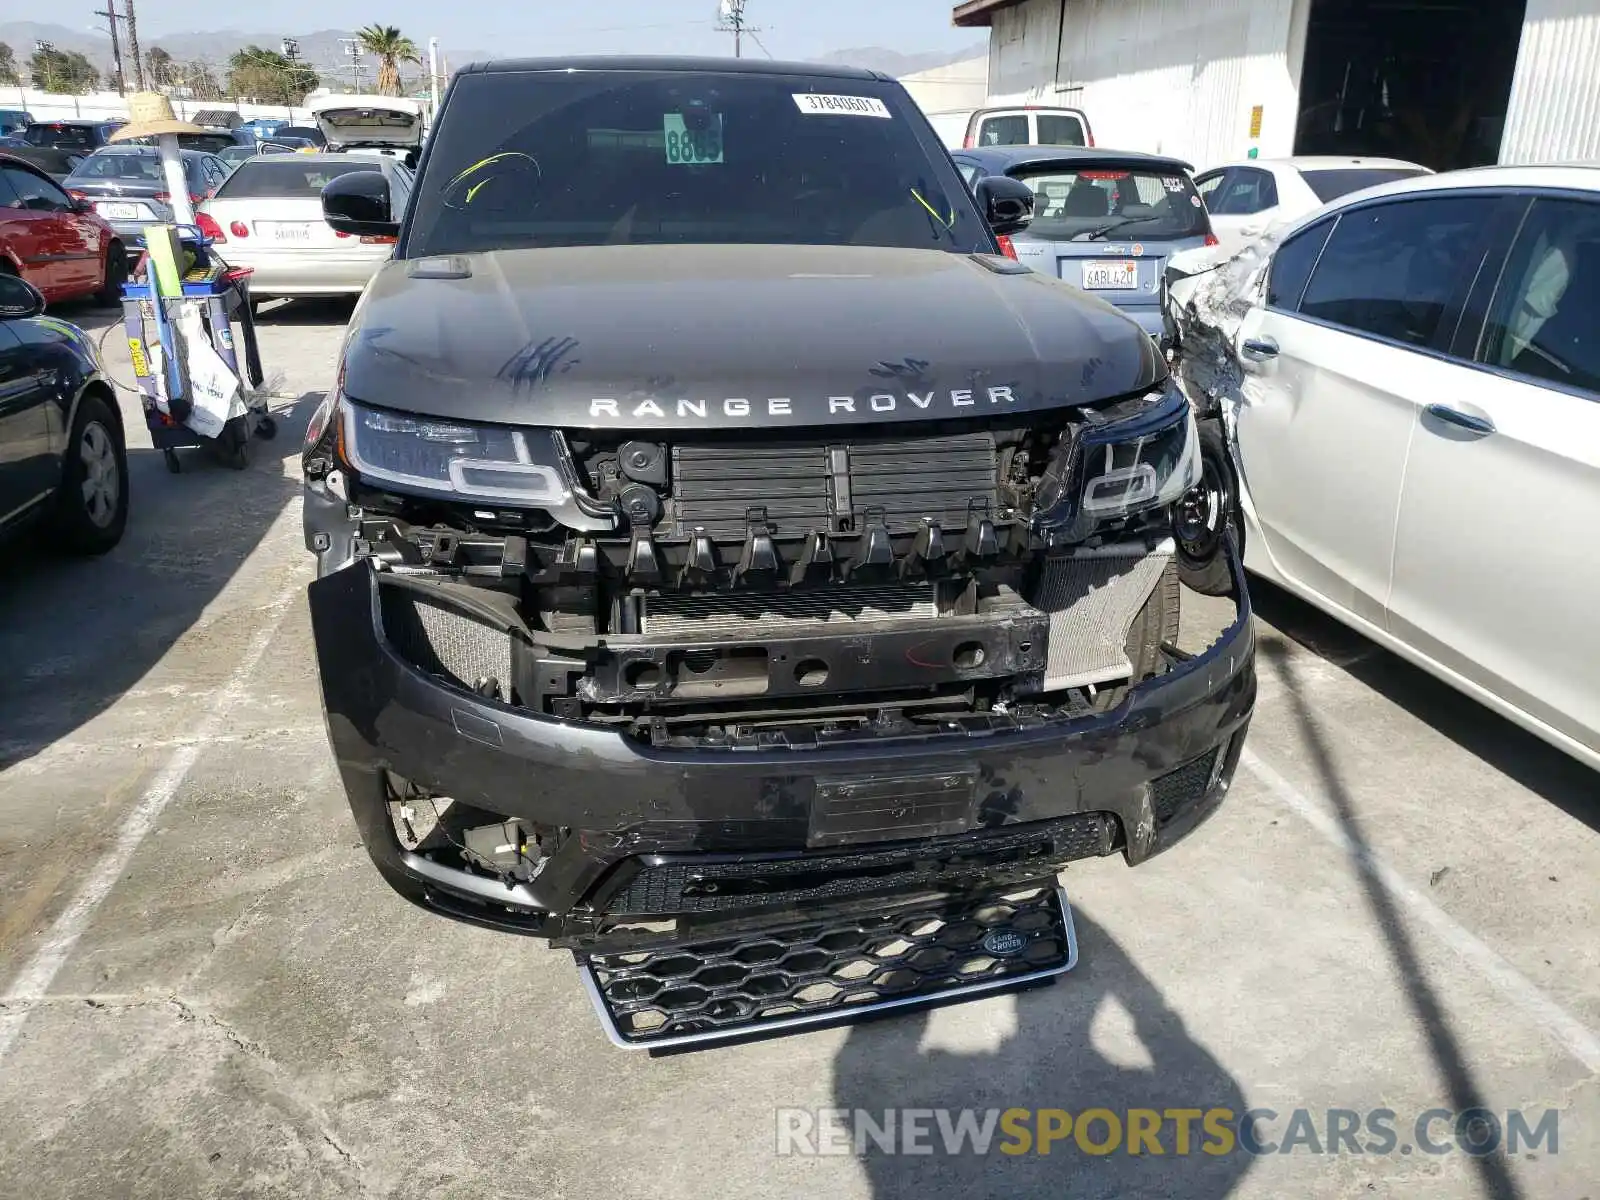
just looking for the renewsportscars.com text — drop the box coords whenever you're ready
[775,1107,1559,1158]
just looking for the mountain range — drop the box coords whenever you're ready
[0,21,984,86]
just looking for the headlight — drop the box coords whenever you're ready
[1034,381,1201,541]
[340,400,572,507]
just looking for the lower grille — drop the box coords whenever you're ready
[578,882,1078,1049]
[1150,747,1221,823]
[601,815,1117,916]
[1031,543,1173,690]
[380,586,511,701]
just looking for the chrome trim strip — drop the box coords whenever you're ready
[579,885,1079,1051]
[400,850,543,908]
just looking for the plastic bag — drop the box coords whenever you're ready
[173,304,240,440]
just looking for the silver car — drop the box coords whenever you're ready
[62,146,229,241]
[197,155,413,299]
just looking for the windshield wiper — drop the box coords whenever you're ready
[1072,215,1166,241]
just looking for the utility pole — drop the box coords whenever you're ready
[338,37,367,92]
[94,0,127,94]
[716,0,758,59]
[124,0,144,89]
[428,36,440,118]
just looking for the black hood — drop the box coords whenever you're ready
[339,244,1166,430]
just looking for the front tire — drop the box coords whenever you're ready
[54,393,129,555]
[1175,419,1242,597]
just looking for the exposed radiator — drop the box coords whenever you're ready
[669,431,998,539]
[379,586,512,701]
[1031,543,1173,690]
[642,581,937,638]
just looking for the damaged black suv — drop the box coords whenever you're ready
[303,57,1255,1048]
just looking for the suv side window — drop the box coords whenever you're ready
[976,114,1029,147]
[1,164,69,212]
[1195,170,1227,205]
[1297,196,1497,347]
[1266,218,1333,310]
[1479,196,1600,397]
[1211,167,1278,215]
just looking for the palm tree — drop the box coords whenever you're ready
[356,24,420,97]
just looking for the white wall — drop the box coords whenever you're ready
[1501,0,1600,163]
[899,54,990,118]
[986,0,1304,168]
[1,87,310,125]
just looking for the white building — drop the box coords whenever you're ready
[952,0,1600,171]
[899,54,991,144]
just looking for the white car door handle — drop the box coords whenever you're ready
[1241,337,1279,361]
[1425,404,1496,436]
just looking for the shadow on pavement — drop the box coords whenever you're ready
[1250,579,1597,836]
[0,392,318,770]
[830,909,1252,1198]
[1259,633,1525,1200]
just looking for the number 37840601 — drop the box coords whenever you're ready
[664,113,725,164]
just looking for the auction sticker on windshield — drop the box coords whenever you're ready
[792,94,892,118]
[664,112,724,164]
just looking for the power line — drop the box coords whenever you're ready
[746,30,776,60]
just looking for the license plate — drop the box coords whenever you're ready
[263,222,313,242]
[1080,260,1137,290]
[97,202,139,220]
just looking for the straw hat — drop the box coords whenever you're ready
[108,92,207,143]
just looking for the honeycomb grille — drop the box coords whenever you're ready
[379,586,512,701]
[580,883,1075,1048]
[601,815,1117,916]
[1149,747,1220,823]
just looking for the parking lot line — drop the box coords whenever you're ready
[0,596,297,1061]
[1242,747,1600,1074]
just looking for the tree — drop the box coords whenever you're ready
[146,46,176,89]
[356,24,421,97]
[29,47,99,94]
[0,43,19,87]
[181,60,223,101]
[226,46,318,105]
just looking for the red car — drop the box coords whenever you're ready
[0,152,125,304]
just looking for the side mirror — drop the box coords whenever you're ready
[976,175,1035,236]
[71,197,94,214]
[0,273,46,320]
[322,170,399,239]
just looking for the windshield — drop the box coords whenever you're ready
[404,69,987,258]
[1009,163,1209,242]
[1301,167,1430,203]
[216,159,377,198]
[72,152,163,181]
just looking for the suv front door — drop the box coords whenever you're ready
[1233,193,1505,622]
[1387,193,1600,757]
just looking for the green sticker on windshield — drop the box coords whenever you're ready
[664,112,724,165]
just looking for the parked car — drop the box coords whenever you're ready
[22,120,126,153]
[219,144,258,171]
[1170,165,1600,770]
[0,273,128,553]
[308,94,424,168]
[269,125,327,148]
[0,146,88,185]
[930,105,1093,151]
[302,56,1253,1049]
[238,117,288,142]
[954,146,1217,339]
[1195,156,1432,255]
[198,154,412,298]
[62,146,229,242]
[0,110,34,137]
[0,154,126,305]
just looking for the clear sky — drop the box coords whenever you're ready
[130,0,983,61]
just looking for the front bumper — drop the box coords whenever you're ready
[310,549,1255,949]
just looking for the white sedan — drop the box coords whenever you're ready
[1195,156,1430,255]
[196,154,412,300]
[1173,166,1600,770]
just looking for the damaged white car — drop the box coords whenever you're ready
[1164,165,1600,771]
